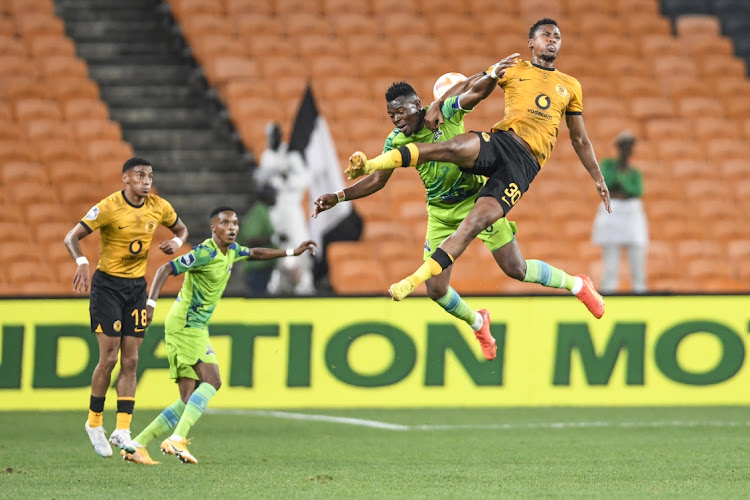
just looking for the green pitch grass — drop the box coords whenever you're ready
[1,408,749,499]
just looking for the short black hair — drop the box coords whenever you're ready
[529,18,558,39]
[122,157,151,173]
[210,206,235,220]
[385,81,418,102]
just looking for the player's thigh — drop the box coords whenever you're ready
[165,326,217,382]
[89,271,127,337]
[193,360,221,388]
[121,278,148,338]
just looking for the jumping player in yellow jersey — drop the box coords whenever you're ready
[63,157,189,458]
[347,19,611,319]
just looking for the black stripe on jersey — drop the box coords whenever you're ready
[79,221,93,233]
[565,111,582,115]
[531,62,556,71]
[120,190,145,209]
[167,214,180,228]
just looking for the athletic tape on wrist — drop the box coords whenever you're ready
[336,190,346,202]
[75,256,88,266]
[147,299,157,308]
[171,236,183,248]
[286,248,295,257]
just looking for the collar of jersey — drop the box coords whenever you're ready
[120,190,146,209]
[531,62,556,71]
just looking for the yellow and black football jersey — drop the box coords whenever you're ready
[492,59,583,168]
[80,190,178,278]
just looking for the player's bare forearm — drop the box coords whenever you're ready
[160,218,189,254]
[146,263,173,325]
[251,240,319,260]
[65,224,91,293]
[315,170,391,217]
[572,138,611,213]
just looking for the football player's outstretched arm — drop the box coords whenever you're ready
[312,170,393,218]
[567,113,611,213]
[145,262,174,325]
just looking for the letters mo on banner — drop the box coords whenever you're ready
[0,297,748,410]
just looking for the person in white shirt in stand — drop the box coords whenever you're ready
[253,122,315,294]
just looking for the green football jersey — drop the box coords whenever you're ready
[383,95,486,216]
[165,238,250,330]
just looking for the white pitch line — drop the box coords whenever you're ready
[207,409,750,432]
[207,409,410,431]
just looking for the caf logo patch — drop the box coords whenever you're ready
[85,206,99,220]
[146,220,156,232]
[180,253,196,267]
[556,84,568,97]
[113,320,122,332]
[481,132,491,142]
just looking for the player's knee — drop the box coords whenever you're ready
[119,353,138,374]
[207,376,221,391]
[426,284,448,301]
[98,351,119,371]
[500,257,527,281]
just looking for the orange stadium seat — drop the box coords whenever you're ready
[681,35,734,57]
[225,0,273,16]
[0,34,27,56]
[624,13,670,36]
[13,97,61,121]
[669,158,711,179]
[630,97,675,120]
[639,34,685,57]
[0,121,23,141]
[692,117,742,141]
[207,56,261,82]
[8,0,55,16]
[27,34,76,58]
[38,139,84,164]
[0,160,45,183]
[181,14,231,38]
[722,95,750,120]
[644,118,692,141]
[323,0,369,15]
[25,119,74,141]
[656,139,706,162]
[62,98,108,121]
[47,76,100,101]
[72,119,122,142]
[39,55,88,79]
[191,35,247,63]
[14,13,65,39]
[719,159,747,181]
[706,139,746,161]
[0,74,42,100]
[0,55,38,79]
[169,0,224,21]
[86,140,134,164]
[677,97,724,118]
[45,159,90,184]
[283,12,329,38]
[57,180,99,206]
[698,54,747,79]
[277,0,322,15]
[247,35,295,58]
[675,15,721,38]
[0,139,37,162]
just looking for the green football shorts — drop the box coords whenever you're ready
[423,196,518,260]
[164,325,218,380]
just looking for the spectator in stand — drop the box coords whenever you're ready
[253,122,315,295]
[239,184,277,296]
[591,130,648,294]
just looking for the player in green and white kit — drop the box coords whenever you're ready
[313,72,512,361]
[121,206,317,465]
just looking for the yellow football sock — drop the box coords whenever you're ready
[408,257,445,288]
[116,412,133,430]
[88,409,103,428]
[370,143,420,171]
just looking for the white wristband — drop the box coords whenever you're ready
[147,299,157,308]
[286,248,295,257]
[171,236,183,248]
[489,65,501,79]
[335,189,346,202]
[75,256,89,266]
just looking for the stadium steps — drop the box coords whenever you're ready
[55,0,255,251]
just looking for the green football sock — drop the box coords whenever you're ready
[436,287,480,330]
[173,383,217,439]
[133,398,185,447]
[522,259,575,291]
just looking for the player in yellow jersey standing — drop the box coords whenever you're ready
[64,157,189,457]
[347,19,611,318]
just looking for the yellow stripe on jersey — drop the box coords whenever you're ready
[491,60,583,168]
[80,191,178,278]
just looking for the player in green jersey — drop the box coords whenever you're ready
[120,206,317,465]
[313,65,519,361]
